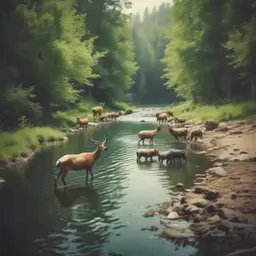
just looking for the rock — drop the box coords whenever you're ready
[186,198,209,208]
[186,205,201,214]
[204,190,219,201]
[167,211,180,220]
[206,203,218,214]
[161,224,195,240]
[176,183,184,189]
[140,120,145,122]
[213,162,223,167]
[218,208,240,220]
[231,193,237,200]
[229,130,243,135]
[194,214,208,223]
[249,156,256,162]
[68,128,77,133]
[180,197,186,204]
[214,122,229,132]
[197,151,207,155]
[205,120,219,131]
[141,225,159,232]
[193,186,219,201]
[185,189,192,192]
[207,166,227,177]
[143,210,155,217]
[194,186,208,194]
[207,215,221,224]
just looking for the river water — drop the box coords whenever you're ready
[0,107,211,256]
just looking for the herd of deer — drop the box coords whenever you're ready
[54,106,204,190]
[135,110,203,167]
[76,102,122,129]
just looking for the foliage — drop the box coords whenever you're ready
[167,101,256,122]
[162,0,256,103]
[130,3,176,103]
[111,101,136,111]
[0,0,136,129]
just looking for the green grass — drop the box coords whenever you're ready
[166,100,256,123]
[51,99,136,127]
[0,127,65,160]
[0,99,136,163]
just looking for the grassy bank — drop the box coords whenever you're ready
[50,99,135,127]
[0,127,65,163]
[0,100,135,167]
[166,100,256,123]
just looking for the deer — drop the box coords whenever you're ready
[76,117,89,129]
[188,128,203,143]
[138,126,161,145]
[92,102,105,118]
[54,136,108,190]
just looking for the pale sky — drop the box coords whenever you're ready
[128,0,171,15]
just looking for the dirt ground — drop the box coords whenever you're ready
[154,119,256,255]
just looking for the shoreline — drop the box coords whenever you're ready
[148,119,256,255]
[0,122,100,171]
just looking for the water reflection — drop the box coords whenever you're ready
[0,115,212,256]
[55,185,99,208]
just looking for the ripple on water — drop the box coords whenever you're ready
[0,113,212,256]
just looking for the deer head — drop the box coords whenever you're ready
[91,136,108,151]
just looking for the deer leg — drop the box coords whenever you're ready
[138,138,142,145]
[88,168,93,183]
[54,169,62,190]
[61,170,68,189]
[85,170,89,184]
[142,139,145,145]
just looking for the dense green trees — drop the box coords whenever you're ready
[1,0,255,129]
[130,3,175,104]
[0,0,136,128]
[162,0,256,104]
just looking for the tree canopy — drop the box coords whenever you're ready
[1,0,255,128]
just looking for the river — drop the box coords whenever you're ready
[0,107,211,256]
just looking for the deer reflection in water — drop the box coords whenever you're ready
[54,185,99,209]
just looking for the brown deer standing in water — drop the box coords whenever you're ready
[55,136,108,190]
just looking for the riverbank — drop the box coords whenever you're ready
[0,101,136,170]
[154,119,256,255]
[166,100,256,123]
[0,127,68,170]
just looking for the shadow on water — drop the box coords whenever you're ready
[54,185,100,209]
[0,108,213,256]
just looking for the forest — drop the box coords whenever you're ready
[1,0,256,130]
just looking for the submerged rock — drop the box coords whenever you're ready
[143,210,155,217]
[176,183,184,189]
[161,223,195,240]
